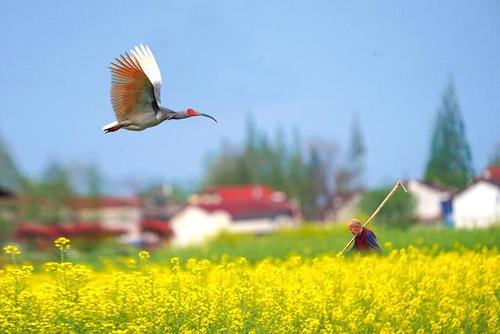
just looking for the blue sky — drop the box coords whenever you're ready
[0,1,499,192]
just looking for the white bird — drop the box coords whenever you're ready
[102,44,216,133]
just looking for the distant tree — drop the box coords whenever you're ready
[286,129,310,215]
[334,115,366,193]
[19,161,74,225]
[357,186,417,228]
[424,77,474,189]
[305,140,336,218]
[488,142,500,166]
[0,133,21,242]
[0,134,22,190]
[42,161,74,201]
[269,128,288,191]
[333,167,352,194]
[0,216,14,244]
[240,114,259,183]
[204,141,244,186]
[347,114,366,189]
[139,181,188,220]
[204,121,339,220]
[75,163,105,221]
[82,164,104,198]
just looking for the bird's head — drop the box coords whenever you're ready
[186,108,217,122]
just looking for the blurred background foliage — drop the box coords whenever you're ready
[204,114,365,220]
[357,187,417,229]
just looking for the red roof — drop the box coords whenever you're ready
[15,222,126,240]
[197,201,295,220]
[15,223,55,237]
[206,184,275,201]
[484,166,500,183]
[195,184,297,220]
[204,185,275,202]
[70,197,141,210]
[407,179,455,193]
[141,219,172,235]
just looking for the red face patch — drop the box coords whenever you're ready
[187,108,198,116]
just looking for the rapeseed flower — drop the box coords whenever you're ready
[0,246,498,332]
[54,237,71,262]
[3,245,20,255]
[3,245,21,265]
[138,251,150,260]
[54,237,71,250]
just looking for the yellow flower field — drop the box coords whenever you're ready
[0,247,498,333]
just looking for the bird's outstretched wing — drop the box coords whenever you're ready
[109,44,163,122]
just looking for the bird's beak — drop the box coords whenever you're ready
[199,113,217,123]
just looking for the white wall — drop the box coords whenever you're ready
[170,206,298,245]
[171,206,231,247]
[453,181,500,228]
[227,215,298,234]
[77,207,142,243]
[407,181,450,221]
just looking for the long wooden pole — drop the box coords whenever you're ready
[340,180,407,255]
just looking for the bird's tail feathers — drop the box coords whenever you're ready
[102,121,122,133]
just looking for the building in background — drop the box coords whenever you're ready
[170,206,231,247]
[322,191,364,223]
[189,185,300,234]
[406,180,454,224]
[140,219,173,247]
[142,184,300,247]
[70,197,142,243]
[453,166,500,228]
[0,185,16,238]
[12,196,139,249]
[0,185,14,199]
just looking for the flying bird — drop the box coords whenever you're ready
[102,44,217,133]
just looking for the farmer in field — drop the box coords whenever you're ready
[348,218,381,253]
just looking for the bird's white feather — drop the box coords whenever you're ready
[102,121,119,131]
[130,44,162,86]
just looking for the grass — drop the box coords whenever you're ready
[153,224,500,263]
[3,224,499,268]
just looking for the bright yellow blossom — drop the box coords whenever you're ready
[2,245,20,255]
[138,251,150,260]
[54,237,71,250]
[0,247,498,332]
